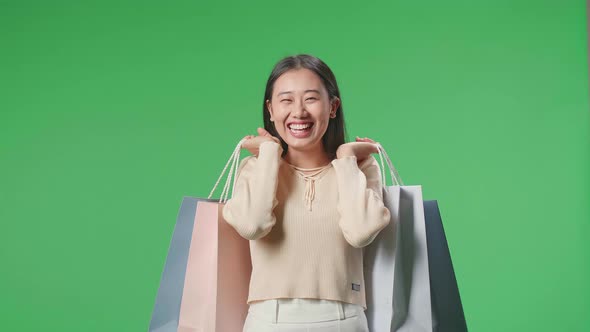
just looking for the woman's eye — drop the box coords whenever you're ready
[306,97,317,101]
[281,99,292,102]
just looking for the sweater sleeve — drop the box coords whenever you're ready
[222,140,282,240]
[330,155,391,248]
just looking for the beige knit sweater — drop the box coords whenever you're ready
[222,141,391,309]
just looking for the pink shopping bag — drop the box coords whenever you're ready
[177,200,251,332]
[149,140,252,332]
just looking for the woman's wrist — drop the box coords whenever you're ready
[336,146,354,159]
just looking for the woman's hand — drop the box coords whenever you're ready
[241,128,282,157]
[336,136,380,163]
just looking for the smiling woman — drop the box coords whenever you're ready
[222,54,391,332]
[262,55,346,164]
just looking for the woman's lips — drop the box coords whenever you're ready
[287,122,314,138]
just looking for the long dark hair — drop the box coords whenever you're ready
[262,54,348,160]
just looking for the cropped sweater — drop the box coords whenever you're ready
[222,141,391,309]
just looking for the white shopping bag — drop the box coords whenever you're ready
[364,145,433,332]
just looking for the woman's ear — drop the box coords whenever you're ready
[330,97,341,118]
[266,99,274,121]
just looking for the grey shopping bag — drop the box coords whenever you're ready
[149,196,198,332]
[424,200,468,332]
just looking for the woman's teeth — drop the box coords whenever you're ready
[288,123,314,138]
[289,123,313,130]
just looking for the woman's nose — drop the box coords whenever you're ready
[292,100,308,117]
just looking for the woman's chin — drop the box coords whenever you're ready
[284,137,321,151]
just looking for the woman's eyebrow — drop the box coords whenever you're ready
[277,89,320,96]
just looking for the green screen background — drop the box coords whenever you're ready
[1,1,588,331]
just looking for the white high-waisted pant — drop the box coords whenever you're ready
[242,298,370,332]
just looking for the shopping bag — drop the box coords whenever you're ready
[149,140,252,332]
[364,145,467,332]
[424,200,468,332]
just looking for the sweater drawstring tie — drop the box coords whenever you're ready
[286,163,332,211]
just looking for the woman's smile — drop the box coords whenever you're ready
[287,121,315,138]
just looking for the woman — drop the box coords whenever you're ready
[223,54,391,332]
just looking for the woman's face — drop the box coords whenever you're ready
[266,68,340,153]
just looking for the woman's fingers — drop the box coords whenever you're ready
[369,143,379,154]
[241,129,280,156]
[360,140,380,154]
[356,136,376,143]
[258,127,272,137]
[257,127,281,145]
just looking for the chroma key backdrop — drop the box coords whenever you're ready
[1,1,588,331]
